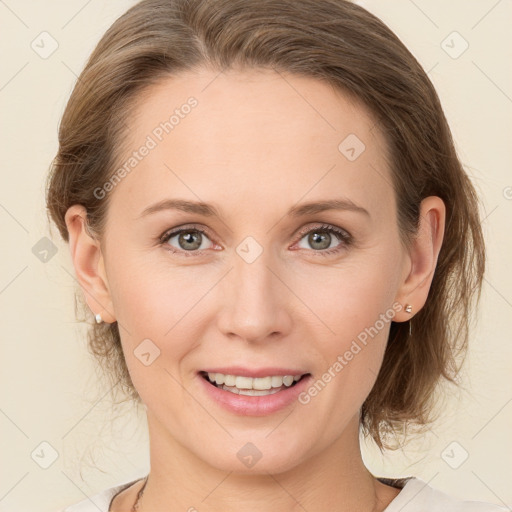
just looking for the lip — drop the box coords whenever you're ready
[197,371,312,416]
[201,367,307,378]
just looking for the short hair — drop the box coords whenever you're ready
[45,0,485,450]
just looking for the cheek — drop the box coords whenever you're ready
[297,288,395,431]
[106,255,209,388]
[110,264,203,412]
[300,251,401,342]
[299,245,402,398]
[108,252,205,335]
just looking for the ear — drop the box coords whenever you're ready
[64,204,116,324]
[394,196,446,321]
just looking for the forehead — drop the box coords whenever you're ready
[108,68,394,224]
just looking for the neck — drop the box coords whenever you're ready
[134,413,394,512]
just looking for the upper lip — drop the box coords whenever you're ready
[200,367,309,378]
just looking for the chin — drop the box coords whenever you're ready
[190,431,310,475]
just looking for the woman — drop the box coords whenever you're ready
[46,0,505,510]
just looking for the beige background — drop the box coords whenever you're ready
[1,1,511,510]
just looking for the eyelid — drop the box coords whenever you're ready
[159,223,215,244]
[294,222,351,242]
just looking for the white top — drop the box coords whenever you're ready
[58,476,508,512]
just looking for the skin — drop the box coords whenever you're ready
[65,68,445,511]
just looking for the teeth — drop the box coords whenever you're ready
[253,376,272,390]
[214,372,224,385]
[205,372,303,390]
[282,375,294,386]
[224,374,236,386]
[235,376,253,389]
[226,386,283,396]
[271,375,283,388]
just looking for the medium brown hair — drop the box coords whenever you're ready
[46,0,485,449]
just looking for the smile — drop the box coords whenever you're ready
[201,371,305,396]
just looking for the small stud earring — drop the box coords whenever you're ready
[404,304,413,314]
[95,313,103,324]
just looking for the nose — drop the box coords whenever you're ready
[216,250,293,344]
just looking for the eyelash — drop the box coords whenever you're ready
[159,223,352,258]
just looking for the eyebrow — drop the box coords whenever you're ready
[138,198,370,219]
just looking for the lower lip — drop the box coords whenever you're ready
[198,373,312,416]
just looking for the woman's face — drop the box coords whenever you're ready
[97,68,413,473]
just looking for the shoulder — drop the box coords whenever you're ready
[383,476,509,512]
[55,477,143,512]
